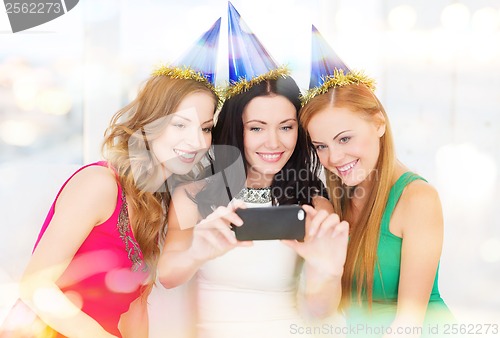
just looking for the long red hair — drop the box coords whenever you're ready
[300,83,395,307]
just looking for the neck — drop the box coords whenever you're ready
[146,165,171,193]
[350,172,377,215]
[245,180,272,189]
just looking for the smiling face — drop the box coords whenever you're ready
[242,95,298,187]
[150,91,215,176]
[307,107,385,187]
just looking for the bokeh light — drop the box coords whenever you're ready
[441,3,471,32]
[388,5,417,31]
[105,268,144,294]
[12,76,39,111]
[0,120,39,147]
[37,88,73,116]
[33,287,81,318]
[471,7,500,33]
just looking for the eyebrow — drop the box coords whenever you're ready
[244,118,297,125]
[311,130,352,144]
[333,130,352,140]
[173,115,191,122]
[173,115,213,125]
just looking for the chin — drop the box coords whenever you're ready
[165,163,195,176]
[343,181,360,188]
[260,166,283,176]
[339,174,366,188]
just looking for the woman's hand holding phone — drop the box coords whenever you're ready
[282,204,349,278]
[189,200,250,263]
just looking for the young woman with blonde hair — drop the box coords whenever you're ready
[299,25,454,338]
[4,19,222,338]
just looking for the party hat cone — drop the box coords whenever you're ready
[225,1,289,99]
[309,24,350,89]
[153,18,222,90]
[302,25,374,106]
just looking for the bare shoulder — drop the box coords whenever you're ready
[62,165,118,198]
[396,178,443,235]
[400,179,441,208]
[55,165,119,224]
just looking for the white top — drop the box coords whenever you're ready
[196,201,313,338]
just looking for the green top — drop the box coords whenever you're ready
[346,172,453,337]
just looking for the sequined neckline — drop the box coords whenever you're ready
[117,191,144,271]
[235,187,272,204]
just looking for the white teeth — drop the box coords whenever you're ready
[338,160,357,172]
[260,154,280,160]
[174,150,196,159]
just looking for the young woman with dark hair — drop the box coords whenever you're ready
[159,76,348,338]
[196,76,325,215]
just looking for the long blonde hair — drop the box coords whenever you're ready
[102,76,217,293]
[300,83,395,307]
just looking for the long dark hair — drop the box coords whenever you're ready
[196,76,325,217]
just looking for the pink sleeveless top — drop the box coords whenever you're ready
[33,161,149,337]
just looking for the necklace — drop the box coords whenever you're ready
[235,187,272,203]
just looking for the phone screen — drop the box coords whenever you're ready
[233,205,305,241]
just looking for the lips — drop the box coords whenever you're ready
[256,152,284,163]
[174,149,198,163]
[336,159,358,175]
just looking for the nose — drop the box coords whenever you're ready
[185,126,205,149]
[328,147,344,167]
[265,129,279,149]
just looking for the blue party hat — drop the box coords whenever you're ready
[226,2,289,99]
[302,24,374,106]
[153,18,222,90]
[309,25,350,89]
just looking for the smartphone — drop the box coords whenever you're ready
[232,205,306,241]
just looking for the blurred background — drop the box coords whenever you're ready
[1,0,499,336]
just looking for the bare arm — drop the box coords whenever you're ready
[384,181,444,338]
[118,296,149,338]
[158,187,245,289]
[303,197,343,318]
[284,202,348,319]
[19,166,119,338]
[157,189,205,288]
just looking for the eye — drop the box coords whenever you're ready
[314,144,327,151]
[280,125,293,131]
[202,127,213,134]
[339,136,351,144]
[173,123,186,129]
[249,127,262,132]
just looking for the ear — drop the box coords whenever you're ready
[375,111,386,138]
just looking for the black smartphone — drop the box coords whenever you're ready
[232,205,306,241]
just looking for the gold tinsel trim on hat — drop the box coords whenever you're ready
[224,66,290,100]
[152,65,223,106]
[300,69,376,106]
